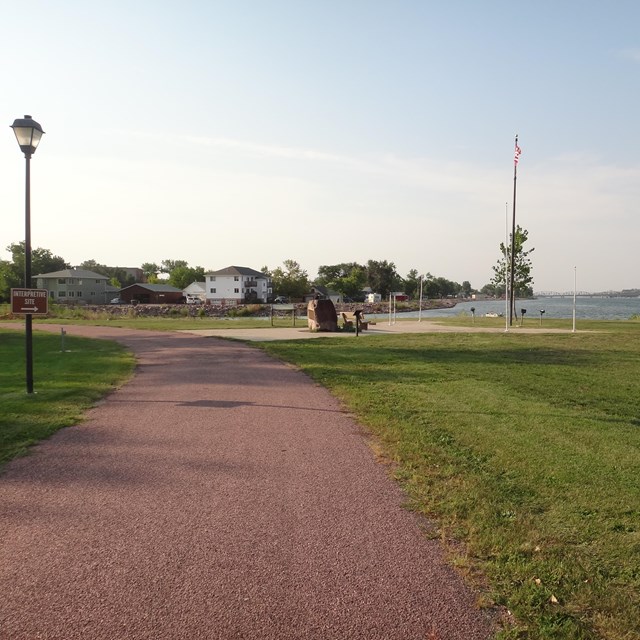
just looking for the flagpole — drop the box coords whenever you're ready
[509,134,520,326]
[572,266,577,333]
[504,201,509,332]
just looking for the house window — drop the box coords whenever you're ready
[58,278,65,284]
[210,276,216,281]
[234,288,239,293]
[234,276,239,281]
[77,291,82,297]
[59,291,66,297]
[95,279,101,283]
[68,291,75,297]
[210,288,216,294]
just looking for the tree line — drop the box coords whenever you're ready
[1,228,534,303]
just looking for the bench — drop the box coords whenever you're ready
[341,311,375,330]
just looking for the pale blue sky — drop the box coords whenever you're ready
[2,0,639,292]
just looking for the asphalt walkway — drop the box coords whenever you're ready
[1,325,494,639]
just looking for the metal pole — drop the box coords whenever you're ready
[509,136,518,326]
[25,153,34,394]
[572,267,577,333]
[418,275,423,322]
[504,202,509,332]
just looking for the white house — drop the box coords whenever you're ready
[204,266,271,304]
[183,281,206,302]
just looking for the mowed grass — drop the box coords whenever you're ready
[259,327,640,640]
[0,328,135,467]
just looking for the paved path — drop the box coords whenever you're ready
[1,325,494,639]
[177,318,573,341]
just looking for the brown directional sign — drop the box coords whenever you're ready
[11,288,49,315]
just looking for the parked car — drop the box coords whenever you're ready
[185,295,203,304]
[273,296,289,304]
[110,297,125,304]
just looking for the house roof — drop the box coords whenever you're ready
[33,268,108,280]
[310,284,340,297]
[205,266,267,278]
[120,283,182,293]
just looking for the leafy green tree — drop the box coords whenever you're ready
[168,265,206,290]
[316,262,366,298]
[79,261,135,288]
[365,260,401,297]
[480,283,498,297]
[160,259,188,274]
[404,269,420,299]
[421,274,461,298]
[461,280,473,298]
[269,259,310,300]
[491,225,535,298]
[0,242,68,301]
[141,262,160,279]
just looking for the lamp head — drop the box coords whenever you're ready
[10,115,45,157]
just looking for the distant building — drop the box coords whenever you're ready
[118,283,184,304]
[34,268,110,304]
[205,266,271,304]
[304,285,341,304]
[183,281,206,302]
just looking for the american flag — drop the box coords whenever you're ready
[514,141,522,165]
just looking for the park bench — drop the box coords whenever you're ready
[341,311,375,330]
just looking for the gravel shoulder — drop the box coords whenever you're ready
[1,324,495,639]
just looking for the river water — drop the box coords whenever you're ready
[372,297,640,321]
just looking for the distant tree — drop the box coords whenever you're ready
[480,283,499,297]
[168,265,206,290]
[269,259,310,300]
[491,225,534,299]
[404,269,420,299]
[0,242,69,301]
[0,261,16,303]
[160,259,188,274]
[316,262,366,298]
[461,280,473,298]
[422,274,461,298]
[79,261,135,288]
[365,260,401,297]
[79,260,110,277]
[141,262,160,279]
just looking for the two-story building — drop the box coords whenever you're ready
[205,266,271,304]
[33,268,110,304]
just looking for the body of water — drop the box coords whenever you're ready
[371,297,640,321]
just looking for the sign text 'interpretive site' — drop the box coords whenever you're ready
[11,288,49,315]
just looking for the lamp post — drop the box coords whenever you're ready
[11,115,45,394]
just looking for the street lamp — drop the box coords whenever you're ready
[11,115,45,394]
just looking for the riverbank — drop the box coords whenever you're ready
[0,298,460,321]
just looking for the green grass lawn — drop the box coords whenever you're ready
[0,328,135,466]
[29,315,305,331]
[2,316,638,638]
[259,326,640,640]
